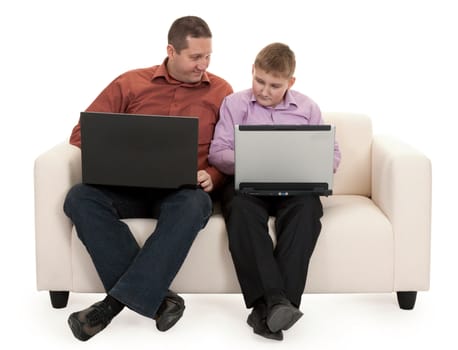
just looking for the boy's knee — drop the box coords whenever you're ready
[297,196,323,217]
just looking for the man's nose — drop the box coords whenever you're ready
[197,57,210,70]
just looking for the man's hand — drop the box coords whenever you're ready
[197,170,213,192]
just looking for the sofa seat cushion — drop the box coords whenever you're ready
[307,195,394,292]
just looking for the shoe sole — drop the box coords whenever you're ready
[266,305,303,332]
[247,315,283,341]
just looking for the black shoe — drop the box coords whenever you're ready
[154,290,185,332]
[67,301,114,341]
[266,297,303,333]
[247,303,283,341]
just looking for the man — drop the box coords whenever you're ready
[63,16,232,341]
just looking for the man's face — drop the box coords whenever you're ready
[252,67,295,108]
[167,37,212,83]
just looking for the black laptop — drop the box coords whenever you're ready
[80,111,198,189]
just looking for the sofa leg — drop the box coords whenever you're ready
[396,291,417,310]
[49,291,69,308]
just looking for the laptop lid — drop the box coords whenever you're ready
[234,124,335,196]
[80,111,198,189]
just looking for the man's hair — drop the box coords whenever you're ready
[254,43,296,79]
[168,16,212,53]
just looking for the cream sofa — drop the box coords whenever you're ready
[34,113,432,310]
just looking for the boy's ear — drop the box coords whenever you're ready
[252,65,255,75]
[288,77,296,89]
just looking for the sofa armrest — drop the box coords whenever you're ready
[371,135,432,291]
[34,142,82,290]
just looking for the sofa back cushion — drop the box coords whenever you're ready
[323,112,372,196]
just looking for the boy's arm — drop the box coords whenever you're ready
[208,99,237,175]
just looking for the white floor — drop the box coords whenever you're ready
[6,281,457,350]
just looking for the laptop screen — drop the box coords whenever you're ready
[234,124,335,196]
[80,112,198,189]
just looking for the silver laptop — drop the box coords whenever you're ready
[234,124,335,196]
[80,111,198,189]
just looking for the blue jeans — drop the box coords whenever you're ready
[63,184,212,318]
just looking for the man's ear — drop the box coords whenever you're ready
[167,44,175,59]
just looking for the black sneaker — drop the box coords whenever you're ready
[154,290,185,332]
[247,302,283,341]
[266,297,303,333]
[67,301,114,341]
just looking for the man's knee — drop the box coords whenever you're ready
[174,189,213,218]
[63,184,101,217]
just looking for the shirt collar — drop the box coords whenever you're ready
[152,58,211,86]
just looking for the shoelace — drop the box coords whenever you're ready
[86,303,112,327]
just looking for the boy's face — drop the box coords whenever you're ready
[167,36,212,83]
[252,67,295,107]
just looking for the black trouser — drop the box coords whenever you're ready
[221,183,323,308]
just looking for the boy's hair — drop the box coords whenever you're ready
[168,16,212,53]
[254,43,296,79]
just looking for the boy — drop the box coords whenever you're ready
[209,43,340,341]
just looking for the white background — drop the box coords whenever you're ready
[1,0,457,349]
